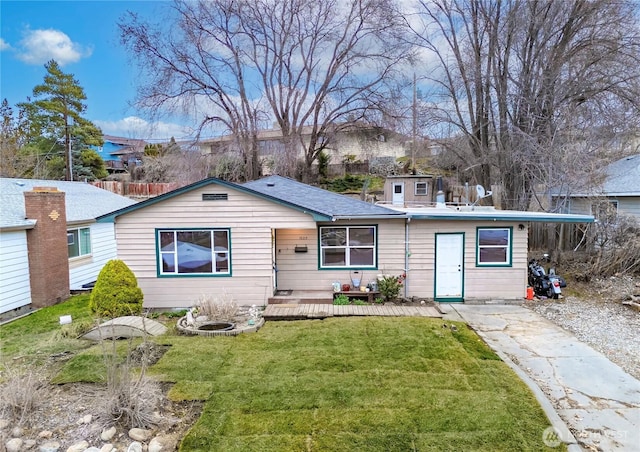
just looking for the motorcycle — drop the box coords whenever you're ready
[528,254,566,299]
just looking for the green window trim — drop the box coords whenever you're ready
[67,227,91,259]
[476,226,513,267]
[318,225,378,269]
[155,228,232,277]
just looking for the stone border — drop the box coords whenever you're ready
[176,316,265,336]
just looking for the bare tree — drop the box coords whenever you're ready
[411,0,640,210]
[119,0,414,181]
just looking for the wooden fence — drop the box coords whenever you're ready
[528,222,590,252]
[91,181,181,198]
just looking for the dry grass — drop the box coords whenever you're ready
[0,364,50,426]
[194,292,239,321]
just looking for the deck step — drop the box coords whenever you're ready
[268,297,333,305]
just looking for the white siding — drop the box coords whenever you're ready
[0,231,32,314]
[570,196,640,219]
[69,222,119,290]
[114,185,317,308]
[618,197,640,218]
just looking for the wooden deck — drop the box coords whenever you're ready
[263,303,442,320]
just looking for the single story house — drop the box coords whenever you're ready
[554,153,640,220]
[97,175,593,307]
[0,178,136,316]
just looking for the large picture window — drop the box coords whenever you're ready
[320,226,376,268]
[67,227,91,258]
[476,227,512,266]
[158,229,230,275]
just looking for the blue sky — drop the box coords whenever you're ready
[1,1,195,141]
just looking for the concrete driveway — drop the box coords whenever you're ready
[441,304,640,451]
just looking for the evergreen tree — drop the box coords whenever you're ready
[20,60,104,180]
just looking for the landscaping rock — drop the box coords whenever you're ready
[10,426,23,437]
[77,414,92,425]
[101,426,117,441]
[38,431,53,439]
[126,441,143,452]
[148,434,178,452]
[66,440,89,452]
[129,427,153,442]
[38,441,61,452]
[6,438,23,452]
[100,444,115,452]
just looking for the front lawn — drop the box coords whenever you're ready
[150,317,559,451]
[0,298,561,451]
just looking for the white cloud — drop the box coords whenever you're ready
[17,29,91,66]
[94,116,196,142]
[0,38,10,51]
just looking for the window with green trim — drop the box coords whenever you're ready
[319,226,376,268]
[67,227,91,258]
[476,227,511,266]
[158,229,230,275]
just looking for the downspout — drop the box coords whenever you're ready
[404,217,410,298]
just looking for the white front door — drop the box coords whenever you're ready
[392,183,404,205]
[435,233,464,302]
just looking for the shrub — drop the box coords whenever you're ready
[333,294,351,305]
[377,274,404,301]
[90,260,143,318]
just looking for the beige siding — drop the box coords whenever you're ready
[275,219,406,291]
[406,220,528,301]
[114,181,530,306]
[115,185,317,308]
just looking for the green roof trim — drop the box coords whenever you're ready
[96,177,332,223]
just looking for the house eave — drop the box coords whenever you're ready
[0,222,36,232]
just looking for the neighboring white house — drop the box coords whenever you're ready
[0,178,136,316]
[554,154,640,220]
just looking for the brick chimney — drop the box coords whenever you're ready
[24,187,70,308]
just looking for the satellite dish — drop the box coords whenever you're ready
[476,185,485,198]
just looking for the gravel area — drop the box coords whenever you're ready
[524,294,640,380]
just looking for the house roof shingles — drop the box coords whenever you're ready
[600,154,640,196]
[0,178,136,230]
[243,175,402,218]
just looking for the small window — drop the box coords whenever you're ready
[476,227,512,266]
[415,182,428,196]
[68,227,91,258]
[158,229,231,276]
[319,226,376,268]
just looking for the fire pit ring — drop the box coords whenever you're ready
[197,322,235,332]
